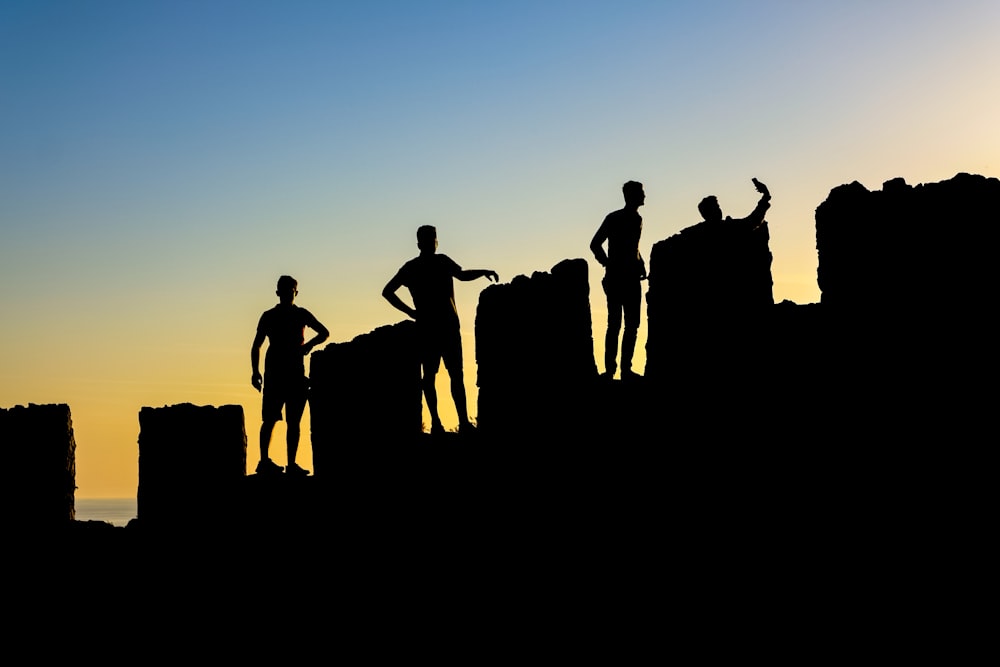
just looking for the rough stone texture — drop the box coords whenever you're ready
[475,258,598,441]
[644,214,774,384]
[136,403,246,527]
[23,174,998,547]
[0,403,76,527]
[309,320,422,476]
[814,173,999,443]
[816,172,999,312]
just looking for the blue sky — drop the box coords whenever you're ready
[2,1,998,496]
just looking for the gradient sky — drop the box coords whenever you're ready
[2,1,998,497]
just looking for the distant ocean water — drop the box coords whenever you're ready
[75,498,137,527]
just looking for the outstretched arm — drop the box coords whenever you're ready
[456,268,499,282]
[382,273,417,319]
[746,178,772,230]
[752,177,770,201]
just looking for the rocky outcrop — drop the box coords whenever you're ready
[814,173,999,442]
[20,173,999,543]
[309,320,422,475]
[816,172,999,312]
[644,213,774,388]
[137,403,246,528]
[0,403,76,527]
[474,258,598,442]
[648,216,773,312]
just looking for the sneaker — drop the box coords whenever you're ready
[286,461,310,477]
[255,458,283,476]
[459,421,477,436]
[430,423,447,436]
[621,369,643,382]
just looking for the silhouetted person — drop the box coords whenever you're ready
[591,180,647,381]
[697,178,773,309]
[251,275,329,476]
[698,177,770,230]
[383,225,499,436]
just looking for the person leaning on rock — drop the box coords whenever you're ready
[591,180,647,381]
[697,177,771,230]
[694,177,774,309]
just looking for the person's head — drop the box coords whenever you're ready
[276,275,298,303]
[416,225,438,254]
[623,181,645,208]
[698,196,723,222]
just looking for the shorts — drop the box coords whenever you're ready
[418,323,464,377]
[261,370,308,423]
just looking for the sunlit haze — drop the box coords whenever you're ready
[2,1,997,497]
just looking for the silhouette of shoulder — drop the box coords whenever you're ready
[397,254,462,294]
[398,253,460,278]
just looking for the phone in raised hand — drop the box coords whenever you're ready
[752,177,769,198]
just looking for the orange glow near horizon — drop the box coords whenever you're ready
[3,3,998,498]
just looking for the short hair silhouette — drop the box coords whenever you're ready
[277,275,298,293]
[698,196,722,221]
[623,180,644,199]
[417,225,436,242]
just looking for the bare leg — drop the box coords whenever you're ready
[285,398,305,465]
[450,367,469,425]
[286,422,300,465]
[442,335,470,428]
[260,420,276,461]
[423,371,443,431]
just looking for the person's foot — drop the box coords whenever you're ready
[621,369,643,382]
[255,458,283,476]
[430,422,447,437]
[285,461,310,477]
[459,421,477,436]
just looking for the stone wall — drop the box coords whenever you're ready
[0,403,76,527]
[309,320,422,475]
[644,214,774,385]
[816,172,999,313]
[137,403,246,527]
[814,172,999,443]
[20,173,998,535]
[475,258,598,442]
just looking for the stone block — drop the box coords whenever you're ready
[309,321,422,476]
[0,403,76,527]
[137,403,246,527]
